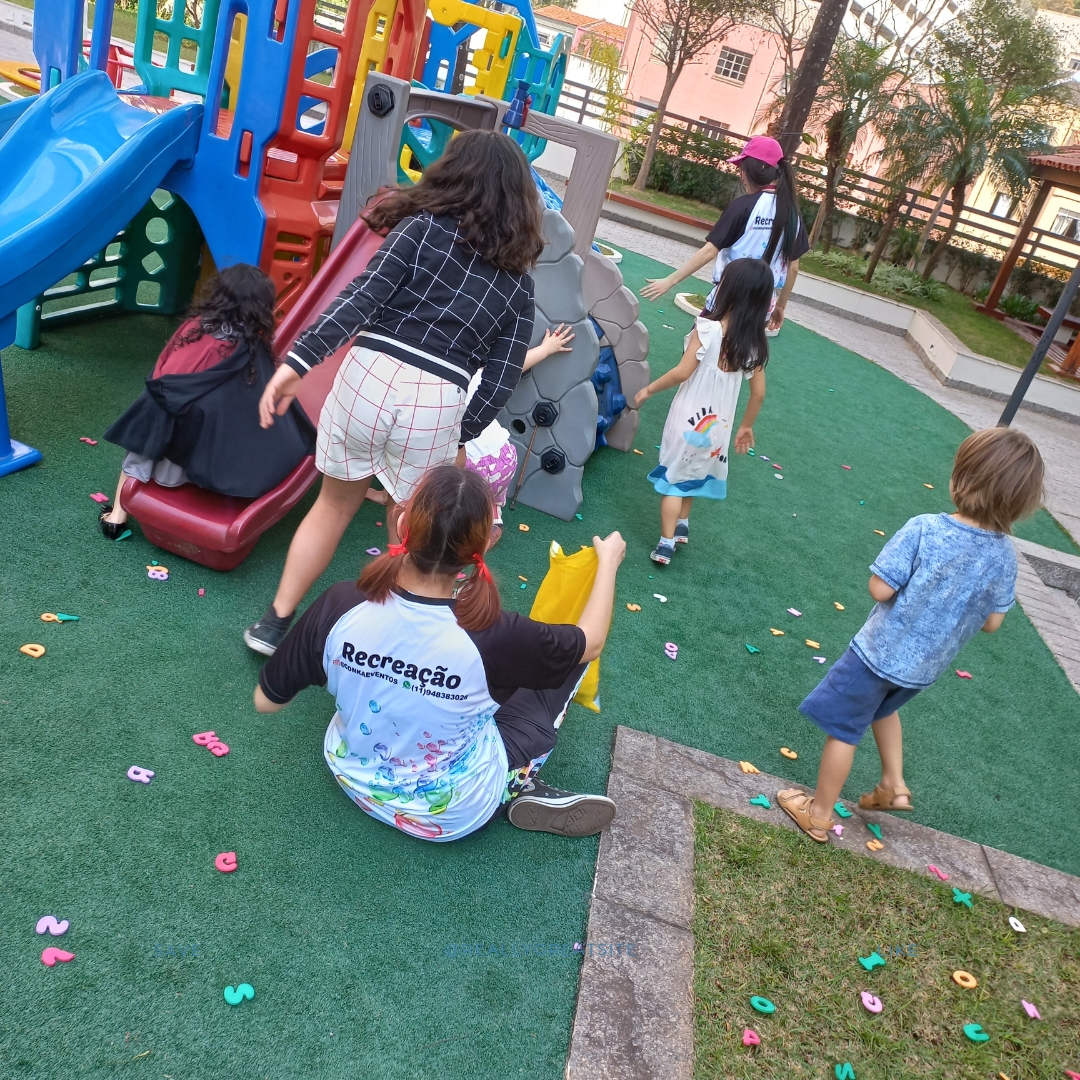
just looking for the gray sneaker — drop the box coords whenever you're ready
[243,607,294,656]
[506,779,616,837]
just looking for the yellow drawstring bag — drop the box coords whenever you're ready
[529,540,600,712]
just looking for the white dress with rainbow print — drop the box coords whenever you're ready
[648,317,752,501]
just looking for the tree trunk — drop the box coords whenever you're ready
[775,0,852,157]
[808,160,840,252]
[865,189,906,283]
[921,181,966,281]
[808,189,829,249]
[633,68,680,192]
[907,187,949,272]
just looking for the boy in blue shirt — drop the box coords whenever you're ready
[778,428,1045,842]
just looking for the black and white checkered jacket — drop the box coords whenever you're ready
[285,211,534,443]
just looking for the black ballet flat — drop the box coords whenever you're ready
[98,505,129,541]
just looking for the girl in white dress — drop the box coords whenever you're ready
[634,258,773,564]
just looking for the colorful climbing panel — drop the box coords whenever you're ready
[507,33,568,162]
[256,0,370,317]
[15,190,202,349]
[133,0,225,99]
[340,0,426,154]
[424,0,522,101]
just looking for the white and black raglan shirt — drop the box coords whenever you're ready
[706,188,809,291]
[259,582,585,842]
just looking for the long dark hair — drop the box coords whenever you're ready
[741,156,801,265]
[703,258,772,373]
[364,130,544,275]
[359,466,500,632]
[175,263,276,367]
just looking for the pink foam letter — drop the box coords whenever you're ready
[41,948,75,966]
[860,991,883,1013]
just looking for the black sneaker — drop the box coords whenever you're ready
[650,540,675,565]
[506,779,616,837]
[243,607,295,656]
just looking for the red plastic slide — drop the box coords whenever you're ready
[120,219,387,571]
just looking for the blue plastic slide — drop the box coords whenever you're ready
[0,70,202,476]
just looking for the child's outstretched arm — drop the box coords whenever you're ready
[641,243,718,300]
[523,324,574,371]
[734,366,766,453]
[982,612,1006,632]
[634,329,702,407]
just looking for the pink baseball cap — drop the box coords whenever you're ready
[729,135,784,168]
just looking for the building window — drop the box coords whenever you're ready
[864,12,875,26]
[850,1,864,14]
[714,47,753,83]
[1051,208,1080,239]
[1070,56,1080,71]
[991,192,1019,219]
[652,23,673,62]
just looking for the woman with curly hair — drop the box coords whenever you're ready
[245,130,544,656]
[99,264,313,538]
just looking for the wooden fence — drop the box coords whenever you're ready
[552,78,1080,280]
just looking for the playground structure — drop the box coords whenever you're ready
[0,0,648,556]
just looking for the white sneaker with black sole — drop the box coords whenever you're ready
[506,779,616,837]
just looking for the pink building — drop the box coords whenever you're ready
[620,15,790,136]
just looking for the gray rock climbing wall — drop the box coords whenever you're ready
[583,250,650,452]
[499,208,599,521]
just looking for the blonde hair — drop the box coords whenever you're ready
[950,428,1044,533]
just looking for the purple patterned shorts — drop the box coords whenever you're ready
[466,439,518,507]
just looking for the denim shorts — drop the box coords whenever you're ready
[799,647,921,746]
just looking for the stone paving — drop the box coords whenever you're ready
[0,25,34,64]
[565,726,1080,1080]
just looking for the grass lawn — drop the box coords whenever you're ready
[799,252,1044,375]
[693,805,1080,1079]
[608,177,719,225]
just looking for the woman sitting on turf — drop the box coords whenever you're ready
[98,265,314,539]
[253,465,624,842]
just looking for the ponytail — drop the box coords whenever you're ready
[453,557,502,632]
[742,156,800,265]
[355,467,502,632]
[358,548,408,604]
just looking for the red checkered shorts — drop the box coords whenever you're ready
[316,347,467,501]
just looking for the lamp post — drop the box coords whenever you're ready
[998,256,1080,426]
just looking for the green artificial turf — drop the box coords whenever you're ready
[693,805,1080,1078]
[2,249,1079,1078]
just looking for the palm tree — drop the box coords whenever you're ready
[864,106,941,283]
[905,74,1055,281]
[800,39,900,253]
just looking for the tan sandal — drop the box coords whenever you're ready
[777,788,833,843]
[858,783,914,812]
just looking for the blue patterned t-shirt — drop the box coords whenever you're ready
[852,514,1016,689]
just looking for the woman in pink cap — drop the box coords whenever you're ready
[642,135,808,336]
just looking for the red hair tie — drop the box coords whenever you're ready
[472,553,492,582]
[388,528,409,558]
